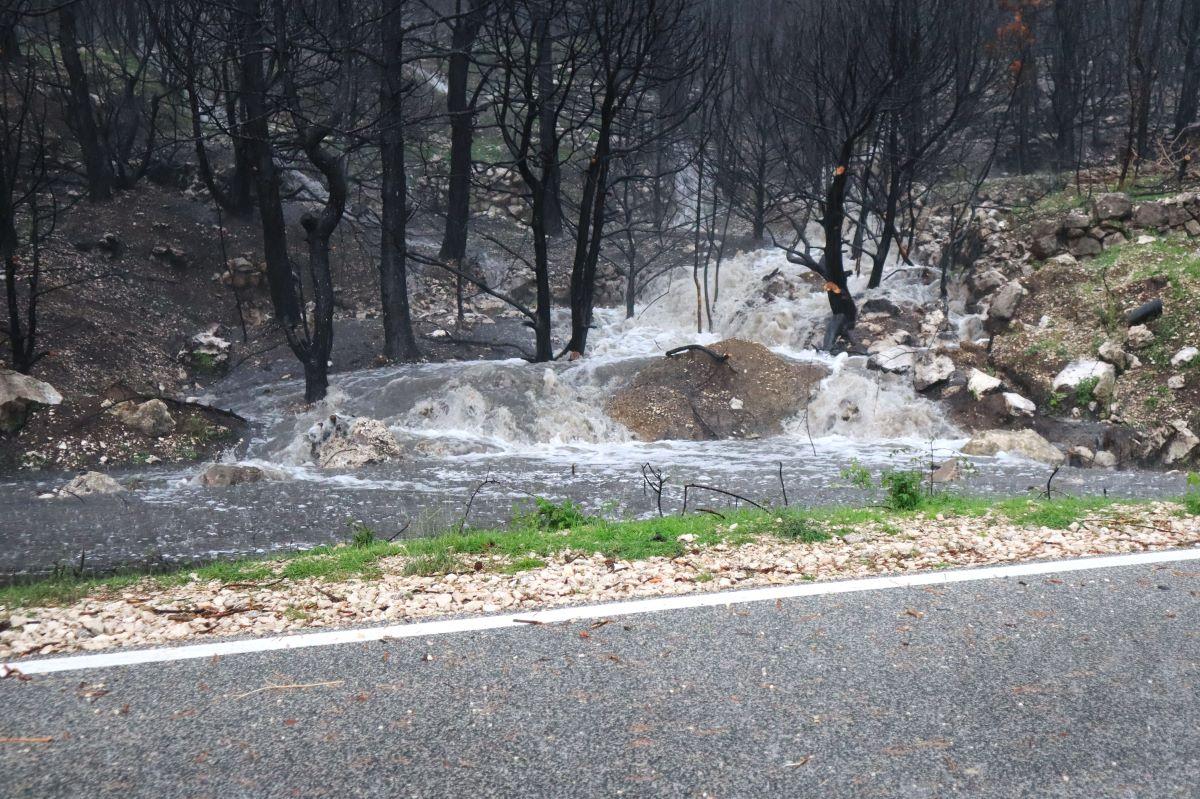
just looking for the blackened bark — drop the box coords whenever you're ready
[237,0,300,330]
[821,146,857,350]
[58,7,114,201]
[1172,0,1200,140]
[535,11,562,236]
[439,0,486,263]
[1,10,18,63]
[380,0,420,362]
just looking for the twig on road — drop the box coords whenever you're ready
[230,680,345,700]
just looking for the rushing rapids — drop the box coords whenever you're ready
[0,249,1186,577]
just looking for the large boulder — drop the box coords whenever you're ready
[606,339,829,441]
[912,353,954,391]
[1002,392,1036,418]
[988,280,1026,322]
[967,368,1003,399]
[307,415,402,469]
[961,429,1065,466]
[57,471,125,497]
[0,370,62,432]
[1161,420,1199,466]
[199,464,265,487]
[109,398,176,437]
[1092,193,1132,221]
[1052,360,1117,401]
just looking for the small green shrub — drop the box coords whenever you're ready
[777,513,831,543]
[347,522,377,549]
[881,469,924,511]
[1186,473,1200,515]
[1074,376,1100,407]
[518,498,591,531]
[403,551,463,577]
[839,460,873,490]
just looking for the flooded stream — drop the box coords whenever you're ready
[0,249,1186,579]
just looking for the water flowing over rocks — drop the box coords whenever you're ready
[53,471,126,498]
[198,464,268,487]
[961,429,1066,465]
[606,339,829,441]
[307,415,403,469]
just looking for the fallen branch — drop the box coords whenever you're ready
[0,737,53,744]
[683,483,766,512]
[458,477,499,535]
[665,344,729,363]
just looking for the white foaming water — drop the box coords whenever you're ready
[224,246,958,470]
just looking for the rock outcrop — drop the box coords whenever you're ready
[0,370,62,432]
[607,339,829,441]
[1051,360,1117,402]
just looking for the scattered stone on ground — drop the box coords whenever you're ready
[967,368,1003,399]
[2,503,1194,660]
[1052,359,1117,401]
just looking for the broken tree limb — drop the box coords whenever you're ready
[665,344,729,363]
[682,483,766,513]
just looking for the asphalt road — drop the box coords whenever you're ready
[2,561,1198,798]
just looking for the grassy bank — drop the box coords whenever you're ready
[3,492,1183,611]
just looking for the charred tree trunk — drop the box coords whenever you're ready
[380,0,420,362]
[1,10,19,63]
[58,7,114,201]
[238,0,301,331]
[1171,0,1200,142]
[439,0,485,264]
[821,144,857,350]
[535,11,562,237]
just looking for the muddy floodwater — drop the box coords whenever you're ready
[0,250,1186,579]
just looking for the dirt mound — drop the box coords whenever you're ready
[607,339,829,441]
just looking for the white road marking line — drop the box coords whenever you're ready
[7,547,1199,676]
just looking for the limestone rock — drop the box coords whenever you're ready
[961,429,1065,466]
[967,368,1003,399]
[606,339,829,442]
[1092,193,1132,221]
[1092,450,1118,469]
[199,464,265,487]
[1126,324,1154,350]
[0,370,62,432]
[1168,375,1186,390]
[307,415,403,469]
[1052,360,1116,401]
[1171,346,1198,367]
[1002,392,1036,417]
[931,459,961,483]
[1097,341,1133,372]
[988,281,1026,321]
[868,345,917,374]
[181,330,232,371]
[109,398,176,437]
[1132,202,1168,228]
[1068,236,1102,258]
[1162,421,1199,466]
[57,471,125,497]
[1067,445,1095,467]
[912,353,954,391]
